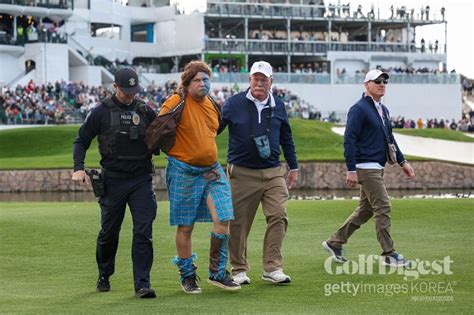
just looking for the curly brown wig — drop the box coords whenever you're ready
[176,61,212,96]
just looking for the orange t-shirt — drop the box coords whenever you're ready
[159,94,218,167]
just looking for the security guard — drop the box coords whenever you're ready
[72,67,158,298]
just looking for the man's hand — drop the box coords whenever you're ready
[402,162,416,179]
[346,171,358,187]
[286,169,298,189]
[72,170,90,185]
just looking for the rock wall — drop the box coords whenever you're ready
[0,161,472,192]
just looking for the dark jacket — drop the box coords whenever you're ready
[73,95,157,174]
[344,94,405,171]
[219,91,298,170]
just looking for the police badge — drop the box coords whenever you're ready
[132,113,140,125]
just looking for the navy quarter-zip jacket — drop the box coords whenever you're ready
[219,91,298,170]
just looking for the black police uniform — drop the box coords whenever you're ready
[73,94,157,292]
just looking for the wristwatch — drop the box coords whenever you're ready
[399,160,408,167]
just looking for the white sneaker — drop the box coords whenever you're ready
[261,270,291,284]
[233,272,251,285]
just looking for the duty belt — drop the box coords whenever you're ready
[101,168,150,179]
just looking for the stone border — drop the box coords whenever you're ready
[0,161,472,192]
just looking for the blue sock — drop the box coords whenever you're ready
[172,253,197,283]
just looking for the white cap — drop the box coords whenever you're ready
[250,61,273,77]
[364,69,389,82]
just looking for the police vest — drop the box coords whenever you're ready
[98,96,151,160]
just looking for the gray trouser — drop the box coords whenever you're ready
[327,169,395,255]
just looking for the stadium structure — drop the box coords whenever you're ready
[0,0,463,120]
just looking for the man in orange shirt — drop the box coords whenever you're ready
[160,61,240,293]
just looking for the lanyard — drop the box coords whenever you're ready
[245,100,272,138]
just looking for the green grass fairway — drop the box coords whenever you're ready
[1,199,472,314]
[394,128,474,143]
[0,121,345,170]
[1,121,471,170]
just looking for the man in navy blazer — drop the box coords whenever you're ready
[322,69,416,267]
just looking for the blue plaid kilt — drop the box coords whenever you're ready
[166,157,234,226]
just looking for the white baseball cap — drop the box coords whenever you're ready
[250,61,273,77]
[364,69,389,82]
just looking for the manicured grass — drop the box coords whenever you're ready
[0,125,100,170]
[394,128,474,143]
[0,199,472,314]
[0,120,345,170]
[290,119,344,162]
[2,121,471,170]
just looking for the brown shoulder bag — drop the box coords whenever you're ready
[144,95,221,154]
[144,95,186,153]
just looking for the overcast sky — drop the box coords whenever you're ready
[171,0,473,78]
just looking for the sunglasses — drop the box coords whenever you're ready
[371,80,388,85]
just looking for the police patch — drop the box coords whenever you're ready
[132,113,140,125]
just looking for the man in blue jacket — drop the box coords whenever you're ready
[219,61,298,285]
[322,69,416,267]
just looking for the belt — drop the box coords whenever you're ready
[102,168,149,179]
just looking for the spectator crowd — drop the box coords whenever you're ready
[390,116,473,132]
[0,80,76,125]
[0,80,322,125]
[462,78,473,96]
[337,66,451,78]
[0,17,67,46]
[1,80,472,133]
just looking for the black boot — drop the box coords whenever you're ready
[207,233,240,291]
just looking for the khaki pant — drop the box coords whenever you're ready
[227,164,289,273]
[327,169,395,255]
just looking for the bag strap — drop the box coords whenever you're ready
[167,93,185,114]
[245,98,273,138]
[207,95,222,122]
[369,100,392,144]
[380,105,396,145]
[157,94,219,133]
[164,94,219,116]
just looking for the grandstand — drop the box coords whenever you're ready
[0,0,464,121]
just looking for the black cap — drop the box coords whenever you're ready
[114,67,142,95]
